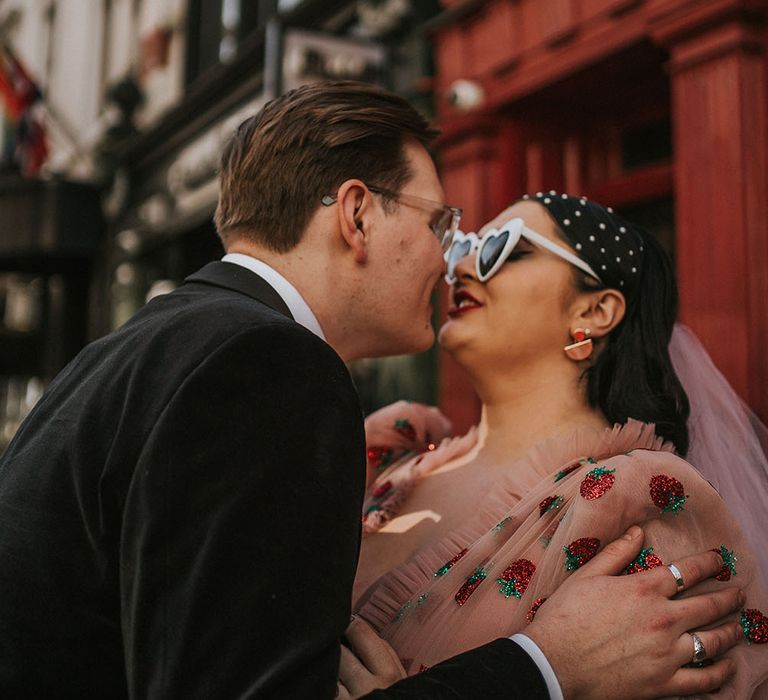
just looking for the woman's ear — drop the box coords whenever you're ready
[335,180,370,264]
[572,288,627,338]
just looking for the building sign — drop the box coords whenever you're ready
[281,29,387,93]
[138,30,386,230]
[163,94,267,222]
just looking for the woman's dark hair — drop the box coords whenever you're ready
[530,193,690,454]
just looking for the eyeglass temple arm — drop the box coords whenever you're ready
[521,225,602,282]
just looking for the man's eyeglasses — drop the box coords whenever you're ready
[444,217,602,285]
[321,185,462,252]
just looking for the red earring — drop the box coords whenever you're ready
[564,328,593,361]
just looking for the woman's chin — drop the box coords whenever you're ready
[438,318,471,352]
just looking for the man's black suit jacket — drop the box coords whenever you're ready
[0,261,547,699]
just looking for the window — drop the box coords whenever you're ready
[185,0,261,85]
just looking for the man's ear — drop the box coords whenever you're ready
[571,288,626,339]
[335,180,371,264]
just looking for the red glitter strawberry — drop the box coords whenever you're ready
[563,537,601,571]
[579,466,617,500]
[554,463,582,482]
[455,566,488,606]
[711,545,738,581]
[372,480,393,499]
[526,596,547,624]
[649,474,688,513]
[394,418,417,442]
[741,608,768,644]
[434,548,468,578]
[539,495,563,517]
[496,559,536,599]
[367,445,394,471]
[623,547,664,575]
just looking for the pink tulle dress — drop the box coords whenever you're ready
[356,403,768,698]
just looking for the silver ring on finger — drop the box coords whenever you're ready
[690,632,707,663]
[667,562,685,589]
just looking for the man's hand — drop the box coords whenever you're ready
[337,616,406,699]
[526,526,744,699]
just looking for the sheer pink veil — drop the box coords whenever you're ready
[669,324,768,586]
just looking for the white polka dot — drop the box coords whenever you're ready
[544,197,551,203]
[607,207,614,213]
[536,192,543,197]
[522,194,530,200]
[589,235,596,242]
[640,246,644,251]
[628,250,634,256]
[632,267,637,273]
[580,198,587,206]
[599,223,606,230]
[601,264,607,270]
[616,257,621,262]
[563,219,571,226]
[615,235,620,241]
[619,227,626,233]
[600,247,606,253]
[575,243,582,250]
[549,190,556,195]
[620,280,625,286]
[561,193,568,199]
[575,210,581,217]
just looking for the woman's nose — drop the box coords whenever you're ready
[453,253,477,281]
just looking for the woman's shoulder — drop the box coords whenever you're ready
[581,445,720,519]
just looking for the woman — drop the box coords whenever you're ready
[353,192,768,697]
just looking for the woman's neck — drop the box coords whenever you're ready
[472,362,609,466]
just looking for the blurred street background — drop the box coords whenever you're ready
[1,0,767,450]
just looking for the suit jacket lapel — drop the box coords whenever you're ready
[184,261,293,320]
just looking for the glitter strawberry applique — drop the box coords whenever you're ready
[367,446,394,471]
[740,608,768,644]
[539,495,563,517]
[492,516,514,534]
[712,545,738,581]
[434,548,468,578]
[554,463,582,482]
[623,547,664,575]
[580,466,617,500]
[526,597,547,624]
[650,474,688,513]
[563,537,600,571]
[539,520,560,548]
[394,418,417,442]
[496,559,536,599]
[372,480,393,499]
[455,566,488,606]
[362,503,383,523]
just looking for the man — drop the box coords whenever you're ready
[0,82,742,699]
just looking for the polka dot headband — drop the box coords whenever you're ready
[523,191,645,298]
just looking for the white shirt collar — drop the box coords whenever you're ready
[221,253,326,341]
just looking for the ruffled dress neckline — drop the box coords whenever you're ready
[357,419,672,629]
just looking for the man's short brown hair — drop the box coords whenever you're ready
[214,80,439,252]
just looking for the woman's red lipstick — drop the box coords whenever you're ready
[447,289,483,317]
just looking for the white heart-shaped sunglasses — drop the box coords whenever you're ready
[444,217,602,285]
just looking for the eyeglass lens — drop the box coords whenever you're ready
[477,230,510,278]
[446,238,474,279]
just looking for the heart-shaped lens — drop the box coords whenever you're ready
[447,238,473,279]
[478,230,509,277]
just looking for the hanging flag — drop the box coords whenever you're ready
[0,43,47,176]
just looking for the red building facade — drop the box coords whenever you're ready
[432,0,768,432]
